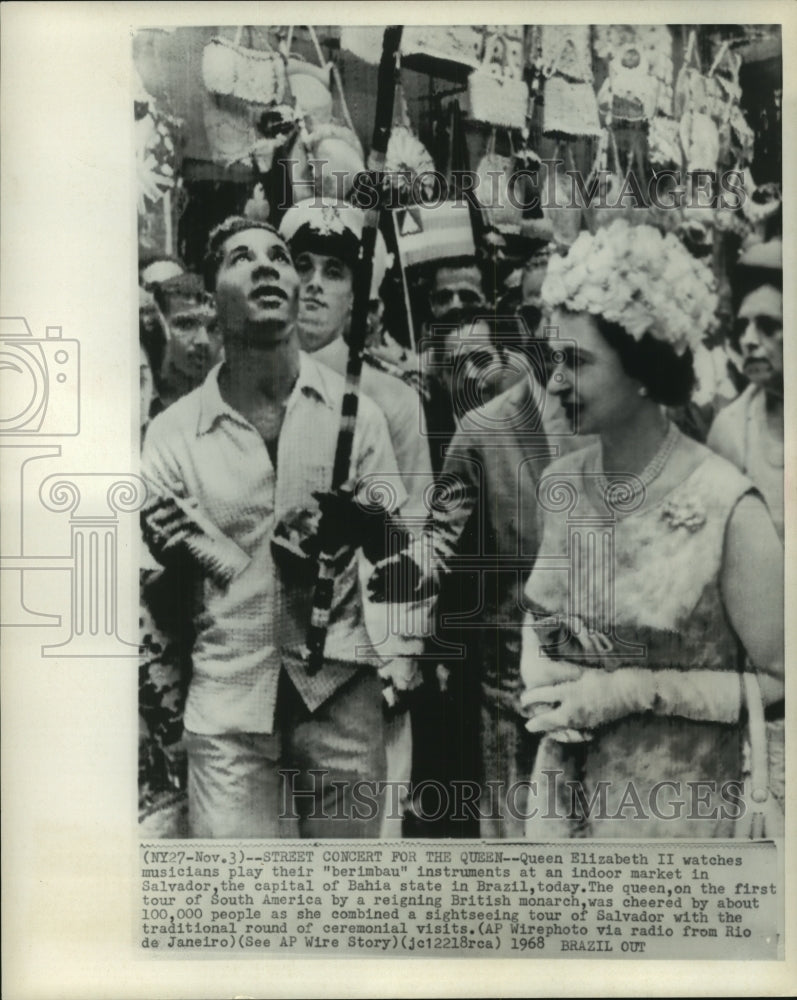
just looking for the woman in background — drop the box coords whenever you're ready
[707,238,784,811]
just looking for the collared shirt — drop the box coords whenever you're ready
[142,352,408,735]
[314,337,434,521]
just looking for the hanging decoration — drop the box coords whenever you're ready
[305,122,364,199]
[202,28,287,104]
[467,26,529,129]
[647,115,683,169]
[135,67,182,254]
[530,26,602,138]
[283,25,334,131]
[201,27,294,170]
[383,76,437,204]
[672,31,756,174]
[473,129,535,233]
[400,25,483,72]
[593,25,674,119]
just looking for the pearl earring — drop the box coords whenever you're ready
[638,386,649,398]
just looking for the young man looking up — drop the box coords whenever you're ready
[142,217,417,839]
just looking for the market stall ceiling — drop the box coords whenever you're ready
[134,26,382,171]
[133,24,781,176]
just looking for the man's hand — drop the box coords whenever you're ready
[313,482,411,565]
[141,494,199,565]
[368,547,439,604]
[379,658,423,714]
[271,506,353,583]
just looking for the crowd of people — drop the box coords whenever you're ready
[138,193,784,842]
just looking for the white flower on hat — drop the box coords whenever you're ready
[542,219,717,354]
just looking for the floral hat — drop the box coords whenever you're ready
[541,219,718,355]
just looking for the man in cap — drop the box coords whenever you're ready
[141,216,420,838]
[279,199,434,835]
[279,199,434,520]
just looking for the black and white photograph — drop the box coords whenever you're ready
[136,21,784,841]
[2,2,795,997]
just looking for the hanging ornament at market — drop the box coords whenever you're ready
[134,68,180,213]
[529,26,602,138]
[383,76,436,203]
[243,182,270,222]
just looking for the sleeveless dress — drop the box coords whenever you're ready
[522,440,756,838]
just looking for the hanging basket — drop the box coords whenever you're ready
[306,122,364,198]
[201,30,287,105]
[648,115,682,168]
[474,131,532,233]
[537,25,594,82]
[287,58,332,127]
[202,93,261,167]
[468,29,529,128]
[201,28,289,168]
[543,75,602,138]
[468,72,529,129]
[401,26,483,71]
[283,27,334,130]
[680,109,720,172]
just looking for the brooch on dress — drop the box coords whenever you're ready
[660,498,706,532]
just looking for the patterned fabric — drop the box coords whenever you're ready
[138,559,193,834]
[142,352,411,735]
[523,440,756,838]
[314,336,433,521]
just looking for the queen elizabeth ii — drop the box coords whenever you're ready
[519,219,784,838]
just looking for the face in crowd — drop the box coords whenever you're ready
[294,250,354,352]
[139,285,162,340]
[213,227,299,348]
[544,309,650,436]
[162,294,222,383]
[439,319,523,417]
[517,261,547,339]
[428,263,486,329]
[731,284,783,394]
[140,343,154,433]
